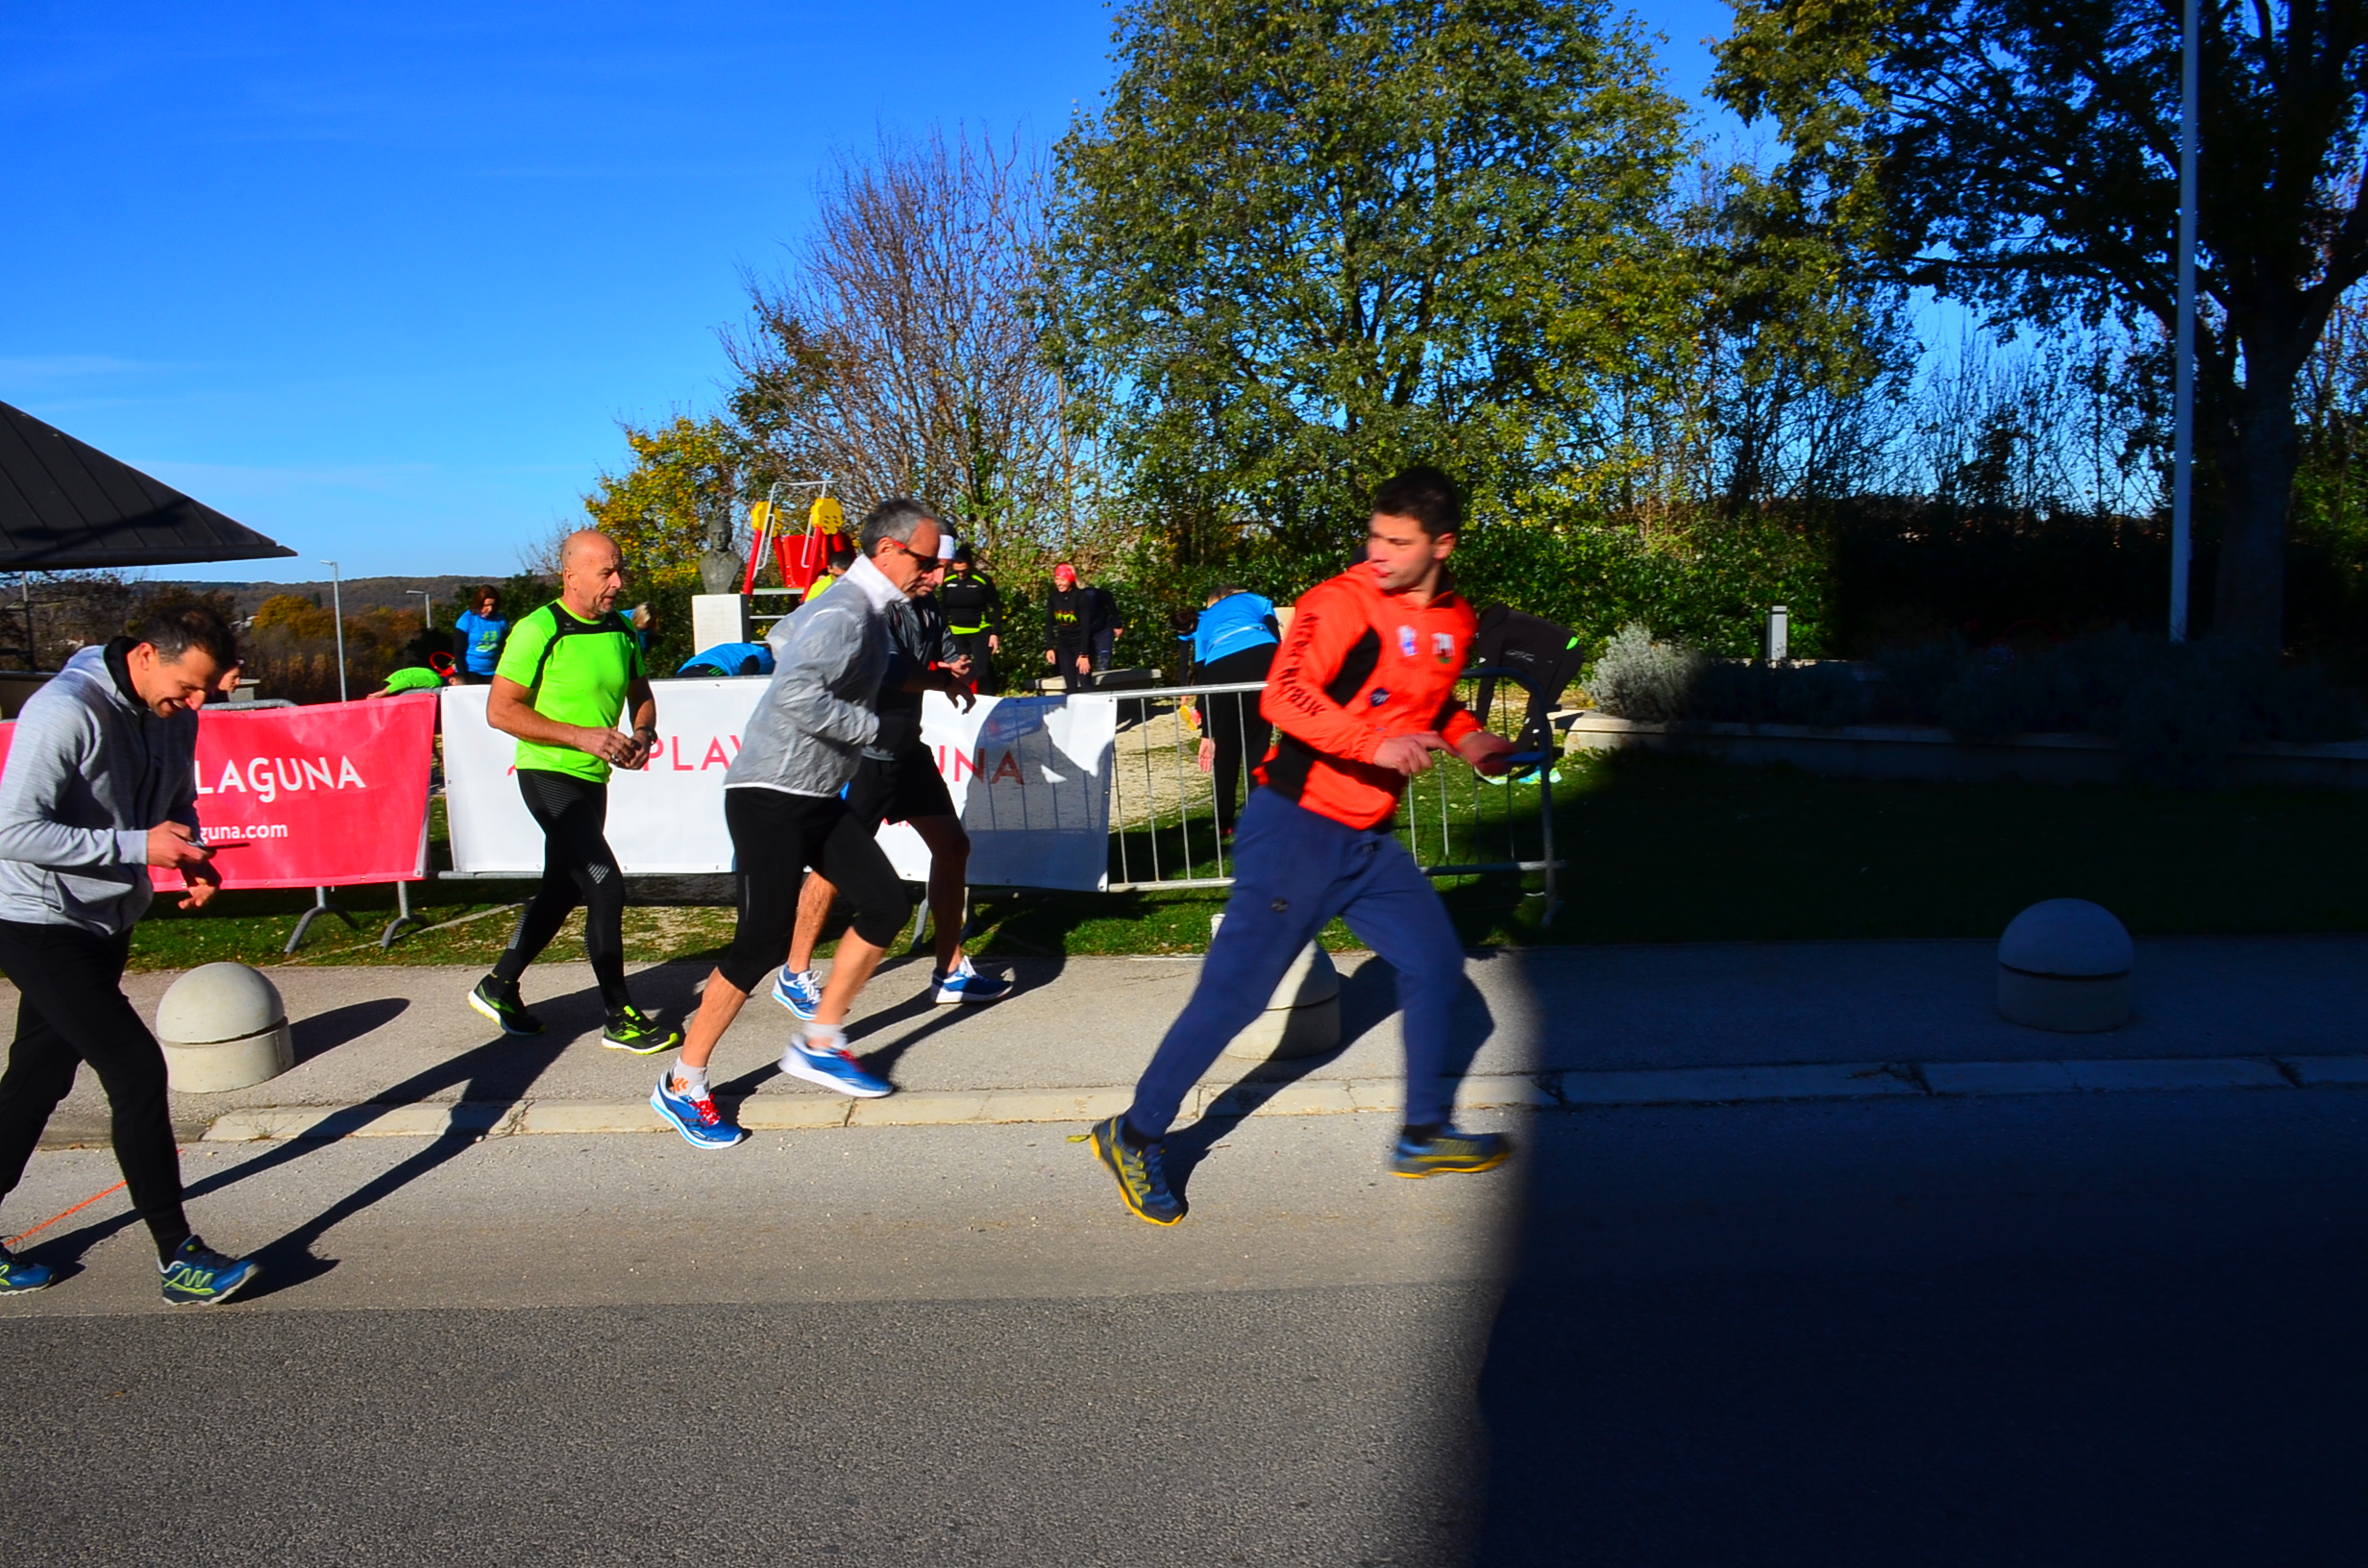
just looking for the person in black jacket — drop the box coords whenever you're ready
[1470,603,1584,755]
[1087,583,1127,673]
[1042,562,1098,691]
[940,546,1002,695]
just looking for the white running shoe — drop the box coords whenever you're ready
[931,956,1012,1004]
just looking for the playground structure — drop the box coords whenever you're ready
[690,478,839,653]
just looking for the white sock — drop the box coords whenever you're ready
[672,1057,707,1096]
[802,1023,846,1055]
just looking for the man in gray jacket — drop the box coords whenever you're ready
[648,499,940,1148]
[0,606,262,1303]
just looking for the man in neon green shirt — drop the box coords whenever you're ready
[466,529,678,1052]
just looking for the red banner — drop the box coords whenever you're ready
[0,692,437,891]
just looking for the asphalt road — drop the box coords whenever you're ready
[2,1088,2361,1566]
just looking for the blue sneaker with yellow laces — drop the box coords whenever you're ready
[159,1237,260,1306]
[1388,1126,1512,1178]
[1083,1115,1183,1226]
[0,1240,53,1294]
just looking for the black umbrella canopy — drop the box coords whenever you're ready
[0,400,297,570]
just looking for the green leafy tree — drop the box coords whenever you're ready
[726,129,1085,569]
[1717,0,2368,649]
[1048,0,1694,568]
[580,415,751,586]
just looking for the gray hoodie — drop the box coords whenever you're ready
[727,553,900,797]
[0,642,200,936]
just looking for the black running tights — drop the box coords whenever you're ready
[0,919,190,1261]
[494,769,630,1008]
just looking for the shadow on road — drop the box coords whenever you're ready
[289,997,409,1066]
[1469,1089,2368,1564]
[31,979,600,1297]
[1166,958,1496,1207]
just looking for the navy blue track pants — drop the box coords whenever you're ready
[1125,786,1465,1139]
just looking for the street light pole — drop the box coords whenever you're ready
[407,588,432,635]
[2170,0,2198,642]
[322,560,348,701]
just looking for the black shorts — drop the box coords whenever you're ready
[845,744,955,828]
[716,787,911,992]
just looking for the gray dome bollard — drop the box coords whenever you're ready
[156,963,293,1093]
[1996,898,2133,1033]
[1213,912,1343,1060]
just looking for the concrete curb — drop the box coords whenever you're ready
[134,1053,2363,1146]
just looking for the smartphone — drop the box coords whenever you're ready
[202,841,252,852]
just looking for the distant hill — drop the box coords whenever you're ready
[146,576,541,619]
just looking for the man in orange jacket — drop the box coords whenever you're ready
[1089,467,1519,1225]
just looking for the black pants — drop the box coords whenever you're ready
[1050,642,1095,691]
[951,630,999,695]
[1199,642,1277,835]
[716,788,911,995]
[493,769,630,1009]
[0,919,189,1260]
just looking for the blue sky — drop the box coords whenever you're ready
[2,1,1744,581]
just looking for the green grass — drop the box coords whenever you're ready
[118,750,2368,970]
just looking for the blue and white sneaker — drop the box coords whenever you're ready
[931,956,1011,1005]
[778,1032,892,1098]
[771,966,821,1021]
[0,1241,54,1294]
[650,1071,747,1150]
[159,1237,260,1306]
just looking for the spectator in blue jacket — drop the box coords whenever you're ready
[1179,585,1282,838]
[453,587,509,684]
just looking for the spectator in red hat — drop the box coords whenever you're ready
[1042,562,1098,691]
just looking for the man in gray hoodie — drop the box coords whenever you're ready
[0,605,261,1304]
[648,498,941,1149]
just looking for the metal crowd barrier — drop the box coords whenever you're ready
[1100,667,1566,923]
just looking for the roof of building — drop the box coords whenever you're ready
[0,400,297,570]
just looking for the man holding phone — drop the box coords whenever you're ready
[0,605,261,1303]
[467,529,678,1053]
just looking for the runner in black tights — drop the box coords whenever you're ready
[467,529,679,1054]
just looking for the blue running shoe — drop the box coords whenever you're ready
[771,966,821,1022]
[0,1241,53,1294]
[159,1237,260,1306]
[1389,1126,1512,1178]
[778,1033,892,1098]
[931,957,1011,1005]
[1084,1115,1183,1225]
[651,1071,747,1150]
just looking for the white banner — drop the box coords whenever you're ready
[441,680,1118,890]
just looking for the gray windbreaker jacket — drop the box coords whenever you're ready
[0,641,200,936]
[727,553,900,796]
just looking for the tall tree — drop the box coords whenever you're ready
[725,128,1080,565]
[1048,0,1692,566]
[1717,0,2368,649]
[580,414,748,583]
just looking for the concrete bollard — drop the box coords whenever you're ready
[1996,898,2133,1033]
[156,963,294,1093]
[1212,912,1343,1061]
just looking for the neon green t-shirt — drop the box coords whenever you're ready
[381,666,443,694]
[495,600,645,782]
